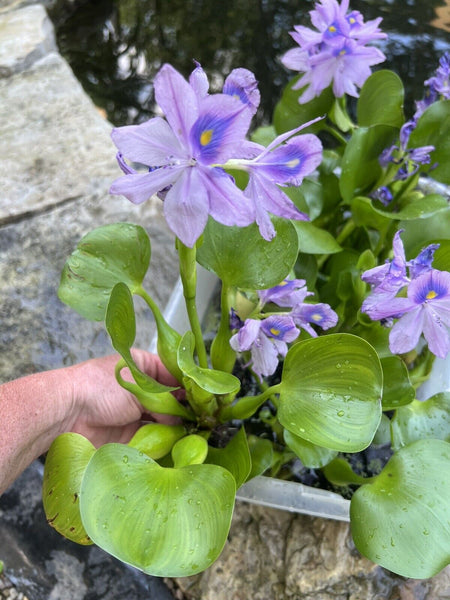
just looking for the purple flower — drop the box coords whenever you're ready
[361,230,409,298]
[110,64,255,247]
[370,186,393,206]
[281,0,386,103]
[291,302,338,337]
[366,270,450,359]
[110,62,324,246]
[243,129,323,240]
[229,315,299,379]
[190,62,261,115]
[258,278,312,308]
[424,51,450,100]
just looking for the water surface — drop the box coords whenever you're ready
[50,0,450,126]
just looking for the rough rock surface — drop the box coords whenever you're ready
[174,503,450,600]
[0,2,449,600]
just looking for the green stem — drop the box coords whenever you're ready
[177,240,208,369]
[322,123,348,145]
[210,283,237,372]
[335,218,356,246]
[220,383,282,421]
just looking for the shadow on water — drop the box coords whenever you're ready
[49,0,450,127]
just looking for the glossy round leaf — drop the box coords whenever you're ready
[351,439,450,578]
[58,223,150,321]
[196,217,299,289]
[278,334,383,451]
[340,125,398,202]
[79,444,235,577]
[206,427,251,489]
[246,435,274,481]
[128,423,186,459]
[391,393,450,451]
[284,429,338,468]
[380,356,415,410]
[43,433,95,545]
[106,283,178,395]
[357,70,404,128]
[273,77,334,134]
[177,331,240,395]
[293,221,342,254]
[371,194,448,220]
[172,434,208,468]
[408,100,450,184]
[322,457,369,486]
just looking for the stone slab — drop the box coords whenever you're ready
[0,51,122,223]
[0,192,178,383]
[175,502,450,600]
[0,4,56,77]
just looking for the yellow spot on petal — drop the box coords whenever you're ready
[270,328,280,336]
[279,280,288,286]
[200,129,213,146]
[349,17,356,24]
[329,25,337,33]
[426,290,438,300]
[339,49,347,56]
[286,158,300,169]
[311,313,322,322]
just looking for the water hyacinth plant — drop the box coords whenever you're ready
[44,0,450,581]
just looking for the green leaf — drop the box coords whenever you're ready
[80,444,236,577]
[371,194,448,220]
[172,434,209,468]
[380,356,415,410]
[432,240,450,272]
[273,77,334,134]
[350,439,450,578]
[351,196,394,230]
[329,97,353,132]
[400,212,450,257]
[43,433,95,545]
[246,435,274,480]
[177,331,240,395]
[197,217,299,289]
[340,125,398,202]
[206,427,251,489]
[357,70,404,128]
[128,423,186,459]
[408,100,450,184]
[278,334,383,452]
[58,223,150,321]
[391,393,450,451]
[322,457,369,486]
[106,283,176,394]
[251,124,277,146]
[284,429,338,468]
[293,221,342,254]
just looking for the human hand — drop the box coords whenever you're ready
[66,349,181,447]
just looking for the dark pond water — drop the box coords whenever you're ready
[49,0,450,127]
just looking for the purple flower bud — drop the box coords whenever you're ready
[370,186,393,206]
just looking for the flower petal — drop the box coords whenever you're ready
[190,94,252,164]
[154,64,199,146]
[389,308,424,355]
[163,168,209,247]
[251,333,280,379]
[111,117,186,166]
[230,319,261,352]
[252,134,323,185]
[109,167,182,205]
[199,167,255,227]
[422,308,450,358]
[223,68,260,115]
